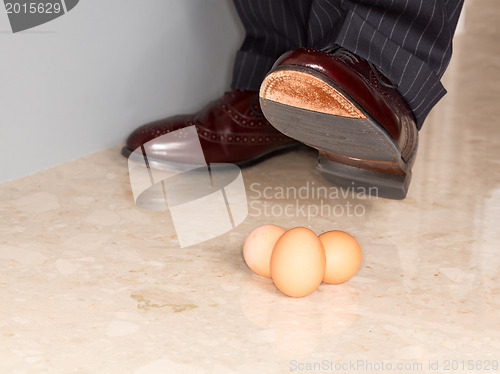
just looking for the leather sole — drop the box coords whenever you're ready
[259,66,416,200]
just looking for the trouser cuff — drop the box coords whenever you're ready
[334,10,447,128]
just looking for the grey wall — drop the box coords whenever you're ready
[0,0,243,182]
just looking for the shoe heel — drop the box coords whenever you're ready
[317,155,412,200]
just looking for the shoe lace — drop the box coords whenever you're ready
[333,47,360,64]
[367,61,398,89]
[222,90,264,117]
[321,44,398,89]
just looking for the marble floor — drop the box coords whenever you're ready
[1,1,499,373]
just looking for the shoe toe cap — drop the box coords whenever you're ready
[125,115,208,166]
[125,115,194,152]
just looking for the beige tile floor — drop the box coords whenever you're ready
[1,2,500,373]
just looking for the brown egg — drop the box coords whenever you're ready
[319,230,362,284]
[243,224,286,278]
[271,227,326,297]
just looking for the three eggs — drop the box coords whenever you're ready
[243,225,362,297]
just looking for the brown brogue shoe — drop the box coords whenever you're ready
[122,90,299,167]
[259,47,419,199]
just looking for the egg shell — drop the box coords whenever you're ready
[319,230,362,284]
[271,227,326,298]
[243,224,286,278]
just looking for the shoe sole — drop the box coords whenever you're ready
[259,66,415,200]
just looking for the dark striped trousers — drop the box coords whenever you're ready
[231,0,464,128]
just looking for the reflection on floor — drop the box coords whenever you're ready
[1,1,499,373]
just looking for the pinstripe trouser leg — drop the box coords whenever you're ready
[231,0,464,128]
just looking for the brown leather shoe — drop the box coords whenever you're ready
[122,90,299,167]
[259,47,418,199]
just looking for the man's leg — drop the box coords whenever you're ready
[231,0,313,91]
[233,0,464,126]
[308,0,465,128]
[258,0,464,198]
